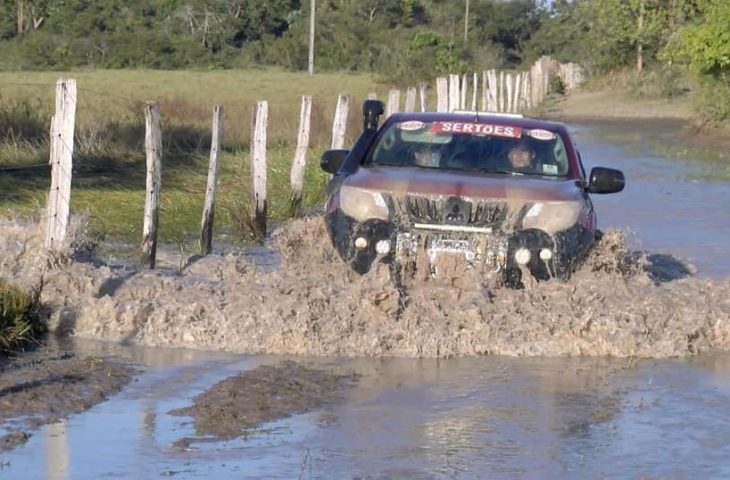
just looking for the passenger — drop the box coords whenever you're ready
[411,143,442,168]
[507,142,537,173]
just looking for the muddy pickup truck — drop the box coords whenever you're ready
[321,101,625,288]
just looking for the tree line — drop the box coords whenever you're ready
[1,0,729,120]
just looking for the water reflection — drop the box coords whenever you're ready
[45,421,67,480]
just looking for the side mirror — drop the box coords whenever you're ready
[587,167,625,194]
[320,149,349,174]
[363,100,385,130]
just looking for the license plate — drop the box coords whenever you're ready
[427,238,478,263]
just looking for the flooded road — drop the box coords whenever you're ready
[572,119,730,278]
[3,119,730,478]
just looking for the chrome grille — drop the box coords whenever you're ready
[395,196,508,229]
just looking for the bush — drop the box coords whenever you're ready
[695,76,730,125]
[392,31,471,84]
[0,279,43,352]
[628,66,690,100]
[549,74,566,95]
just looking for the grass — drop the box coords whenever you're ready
[0,278,43,352]
[0,68,392,250]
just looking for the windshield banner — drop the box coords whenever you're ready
[431,122,523,138]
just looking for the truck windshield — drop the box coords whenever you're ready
[368,120,571,177]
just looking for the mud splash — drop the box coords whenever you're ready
[3,216,730,358]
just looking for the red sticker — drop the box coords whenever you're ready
[431,122,522,138]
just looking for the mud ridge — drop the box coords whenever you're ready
[3,216,730,359]
[0,347,135,451]
[170,361,358,447]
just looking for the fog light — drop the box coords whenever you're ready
[539,248,553,261]
[355,237,368,249]
[375,239,391,255]
[515,248,531,265]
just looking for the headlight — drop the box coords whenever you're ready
[339,185,389,222]
[522,201,583,234]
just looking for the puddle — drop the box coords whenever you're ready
[3,350,730,479]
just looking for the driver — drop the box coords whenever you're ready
[507,142,537,172]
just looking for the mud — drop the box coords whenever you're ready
[2,215,730,359]
[0,346,135,451]
[170,361,358,448]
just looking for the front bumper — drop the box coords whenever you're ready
[325,211,593,286]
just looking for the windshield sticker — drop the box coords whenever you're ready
[542,164,559,174]
[526,129,556,141]
[397,120,426,131]
[431,122,522,138]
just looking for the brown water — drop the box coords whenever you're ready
[2,119,730,478]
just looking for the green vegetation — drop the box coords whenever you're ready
[0,279,43,352]
[2,1,729,120]
[0,0,540,79]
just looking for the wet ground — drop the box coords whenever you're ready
[1,119,730,478]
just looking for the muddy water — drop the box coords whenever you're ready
[571,119,730,278]
[2,119,730,477]
[3,340,730,479]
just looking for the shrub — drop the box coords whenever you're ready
[695,76,730,125]
[0,279,44,352]
[549,74,566,95]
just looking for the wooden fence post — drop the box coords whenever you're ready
[521,72,530,111]
[385,89,400,117]
[481,71,488,111]
[404,87,417,113]
[530,62,540,107]
[419,82,428,112]
[460,74,468,109]
[506,73,514,113]
[514,74,521,113]
[200,105,223,255]
[436,77,448,112]
[498,71,505,113]
[45,78,77,252]
[331,93,349,149]
[487,70,497,112]
[449,74,460,112]
[471,72,478,111]
[251,101,268,239]
[141,102,162,269]
[290,95,312,214]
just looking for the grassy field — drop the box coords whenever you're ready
[0,69,391,250]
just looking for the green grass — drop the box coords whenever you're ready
[0,279,43,352]
[0,68,391,249]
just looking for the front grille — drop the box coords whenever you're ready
[392,195,508,229]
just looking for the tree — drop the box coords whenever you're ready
[663,0,730,76]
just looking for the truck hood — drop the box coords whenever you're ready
[343,165,583,202]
